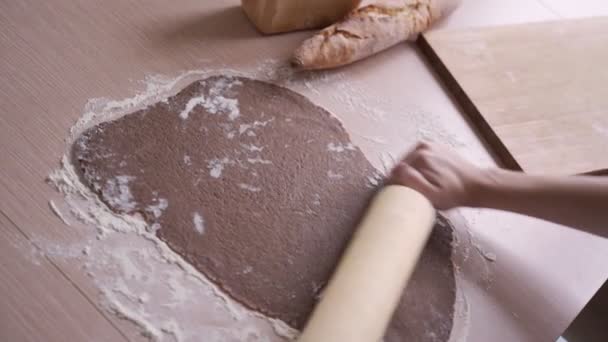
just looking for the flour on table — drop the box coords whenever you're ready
[49,199,71,226]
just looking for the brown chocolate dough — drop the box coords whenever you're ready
[73,76,456,340]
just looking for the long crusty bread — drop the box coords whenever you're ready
[292,0,460,70]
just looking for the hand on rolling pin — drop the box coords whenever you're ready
[390,142,482,210]
[390,141,608,237]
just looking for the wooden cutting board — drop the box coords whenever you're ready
[419,17,608,175]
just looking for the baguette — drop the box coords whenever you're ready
[292,0,459,70]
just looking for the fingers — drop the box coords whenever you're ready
[393,141,444,189]
[390,162,436,197]
[401,140,433,164]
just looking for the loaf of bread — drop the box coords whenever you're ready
[241,0,362,34]
[292,0,460,70]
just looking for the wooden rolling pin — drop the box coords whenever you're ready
[297,185,435,342]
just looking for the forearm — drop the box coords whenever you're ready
[472,169,608,236]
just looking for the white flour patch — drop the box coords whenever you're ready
[179,96,206,120]
[239,124,250,134]
[239,118,273,135]
[247,156,272,165]
[367,175,379,187]
[193,212,205,235]
[183,155,191,166]
[207,157,232,178]
[49,200,71,226]
[327,142,355,153]
[327,170,344,180]
[239,183,261,192]
[179,77,241,121]
[101,175,136,212]
[203,77,241,121]
[241,143,264,152]
[146,198,168,219]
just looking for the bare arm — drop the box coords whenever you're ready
[390,142,608,237]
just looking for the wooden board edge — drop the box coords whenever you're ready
[417,34,522,172]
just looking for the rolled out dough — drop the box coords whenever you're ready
[73,76,456,340]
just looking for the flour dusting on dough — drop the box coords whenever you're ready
[101,175,136,211]
[204,77,241,121]
[327,142,355,153]
[239,183,261,192]
[193,212,205,235]
[241,144,264,152]
[146,198,168,219]
[179,96,206,120]
[247,156,272,165]
[207,158,232,178]
[327,170,344,180]
[179,77,242,121]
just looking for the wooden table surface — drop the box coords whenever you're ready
[2,1,607,341]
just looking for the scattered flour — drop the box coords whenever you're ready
[239,118,273,135]
[241,144,264,152]
[367,175,380,187]
[327,142,355,153]
[178,77,241,121]
[183,155,191,166]
[327,170,344,180]
[207,158,232,178]
[238,183,261,192]
[146,198,169,219]
[101,175,137,212]
[192,212,205,235]
[49,200,71,226]
[179,96,206,120]
[247,157,272,165]
[311,194,321,206]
